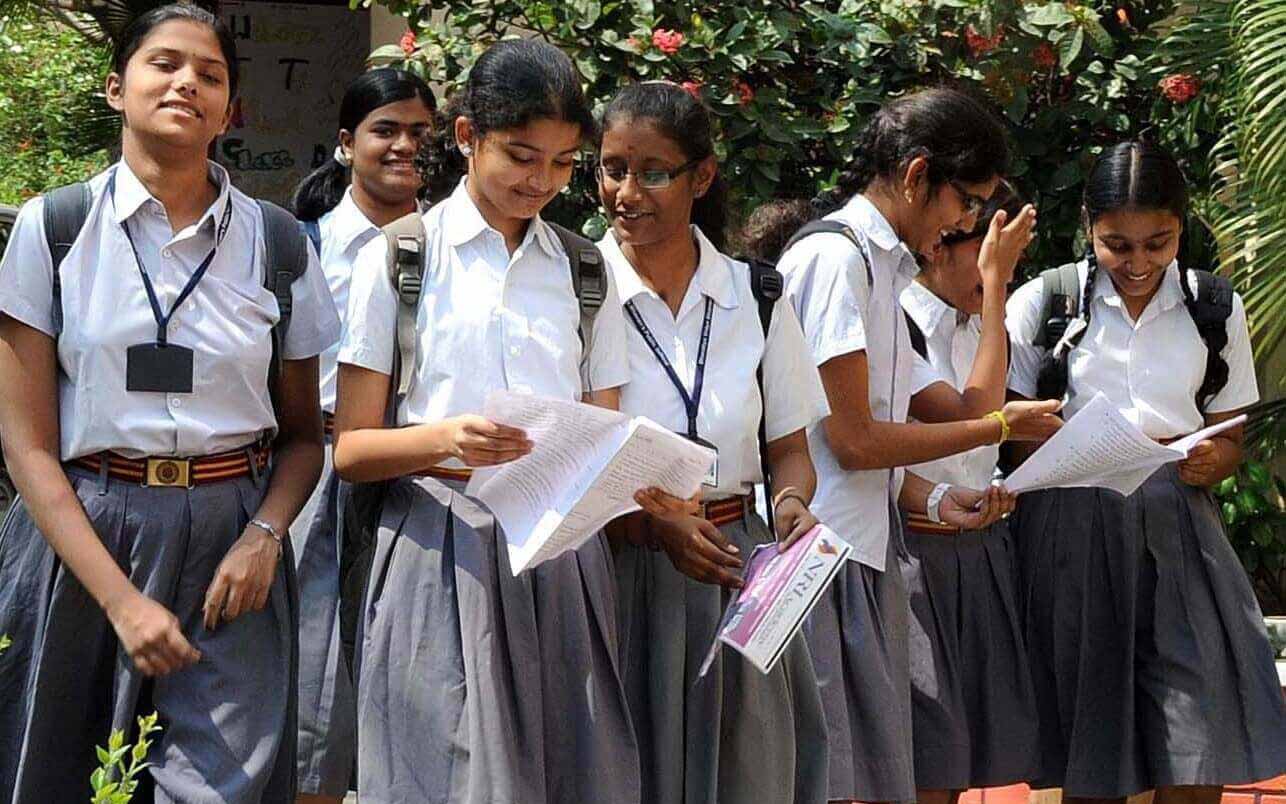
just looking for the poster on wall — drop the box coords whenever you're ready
[217,0,370,203]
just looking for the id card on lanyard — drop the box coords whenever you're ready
[111,169,232,394]
[624,296,719,487]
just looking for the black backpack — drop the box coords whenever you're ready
[1032,260,1234,411]
[41,182,311,407]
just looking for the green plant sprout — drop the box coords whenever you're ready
[89,711,161,804]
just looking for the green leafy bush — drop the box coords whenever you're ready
[1216,460,1286,615]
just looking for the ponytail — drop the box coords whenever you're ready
[292,159,349,222]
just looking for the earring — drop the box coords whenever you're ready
[460,144,473,157]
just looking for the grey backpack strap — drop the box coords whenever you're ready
[42,182,93,335]
[746,258,783,538]
[257,200,309,416]
[782,219,874,289]
[1181,269,1235,411]
[382,212,427,400]
[1033,262,1083,349]
[546,222,605,351]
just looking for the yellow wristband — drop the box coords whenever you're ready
[985,410,1011,444]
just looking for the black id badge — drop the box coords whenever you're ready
[126,343,194,393]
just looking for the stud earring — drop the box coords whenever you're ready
[460,144,473,157]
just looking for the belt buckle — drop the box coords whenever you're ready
[144,457,192,488]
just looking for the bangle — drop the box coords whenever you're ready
[984,410,1011,444]
[772,485,809,509]
[926,483,952,524]
[248,518,284,555]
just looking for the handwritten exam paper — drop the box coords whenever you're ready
[465,391,716,575]
[1004,393,1246,497]
[700,524,851,676]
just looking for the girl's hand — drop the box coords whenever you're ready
[203,525,280,631]
[105,590,201,676]
[652,514,744,588]
[1178,439,1225,487]
[1000,399,1064,442]
[444,415,532,467]
[634,487,702,521]
[977,204,1037,288]
[939,484,1015,530]
[773,496,819,551]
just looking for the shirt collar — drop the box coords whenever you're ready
[835,193,920,278]
[902,280,956,339]
[442,179,557,258]
[1092,258,1184,315]
[110,157,232,233]
[600,225,739,312]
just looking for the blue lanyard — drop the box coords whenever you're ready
[109,170,232,345]
[624,297,713,439]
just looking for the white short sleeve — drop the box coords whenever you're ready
[763,298,831,441]
[280,236,341,360]
[581,261,630,393]
[910,351,949,396]
[1005,275,1047,399]
[337,234,397,375]
[1206,292,1260,414]
[0,197,57,336]
[779,233,870,367]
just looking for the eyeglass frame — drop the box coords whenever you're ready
[947,179,988,219]
[595,157,705,190]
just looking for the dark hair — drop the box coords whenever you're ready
[741,199,814,262]
[818,87,1009,213]
[419,39,594,201]
[1082,140,1188,226]
[598,82,730,250]
[291,69,436,221]
[940,178,1025,246]
[113,4,239,98]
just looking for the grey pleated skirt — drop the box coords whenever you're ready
[292,439,356,796]
[0,463,297,804]
[355,474,640,804]
[613,504,829,804]
[1012,464,1286,797]
[898,518,1040,791]
[804,502,915,804]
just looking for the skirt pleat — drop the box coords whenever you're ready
[354,475,640,804]
[614,507,829,804]
[1011,464,1286,797]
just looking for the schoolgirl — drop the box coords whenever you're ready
[771,88,1057,804]
[332,39,652,803]
[1006,141,1286,802]
[0,5,339,802]
[898,182,1041,804]
[595,81,829,804]
[287,67,435,804]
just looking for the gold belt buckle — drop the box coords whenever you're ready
[144,458,192,488]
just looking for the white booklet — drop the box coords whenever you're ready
[465,390,716,575]
[699,524,851,676]
[1004,392,1246,497]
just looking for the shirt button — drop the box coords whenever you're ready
[170,398,182,408]
[162,248,174,259]
[509,345,520,356]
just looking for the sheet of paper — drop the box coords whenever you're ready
[700,525,851,676]
[1168,414,1247,455]
[1004,394,1245,497]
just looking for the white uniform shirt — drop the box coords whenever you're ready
[339,180,630,440]
[1007,260,1259,439]
[903,281,1000,489]
[313,189,382,413]
[601,227,828,498]
[779,194,919,570]
[0,160,340,460]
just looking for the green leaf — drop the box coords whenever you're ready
[1223,501,1240,525]
[1050,159,1082,190]
[1006,86,1029,123]
[1252,521,1276,547]
[1247,462,1273,488]
[1082,15,1115,57]
[756,160,781,182]
[96,745,112,766]
[1026,3,1076,26]
[1058,27,1084,71]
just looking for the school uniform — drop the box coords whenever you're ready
[898,280,1040,790]
[338,179,640,804]
[601,227,830,804]
[292,187,380,796]
[0,159,340,804]
[778,194,917,803]
[1006,260,1286,796]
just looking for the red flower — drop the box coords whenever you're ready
[399,30,417,56]
[681,80,704,100]
[964,24,1004,57]
[733,78,754,106]
[1159,73,1201,104]
[651,28,685,55]
[1033,42,1056,70]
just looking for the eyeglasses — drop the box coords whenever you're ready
[596,158,702,190]
[948,180,988,218]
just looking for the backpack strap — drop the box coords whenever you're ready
[42,182,93,335]
[302,218,321,257]
[747,258,784,539]
[1180,269,1234,412]
[1033,261,1086,401]
[381,212,427,401]
[546,222,606,370]
[904,310,928,360]
[782,219,874,289]
[257,200,310,420]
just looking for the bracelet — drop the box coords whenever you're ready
[926,483,952,524]
[984,410,1011,444]
[248,518,284,555]
[772,485,809,509]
